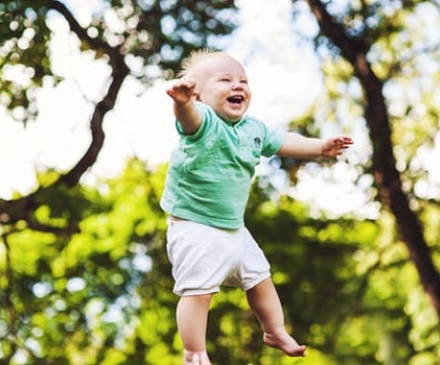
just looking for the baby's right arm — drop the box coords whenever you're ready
[166,79,202,135]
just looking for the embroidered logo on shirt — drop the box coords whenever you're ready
[253,137,262,150]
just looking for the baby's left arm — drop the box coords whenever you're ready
[277,132,353,159]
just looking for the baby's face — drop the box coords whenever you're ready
[192,55,251,123]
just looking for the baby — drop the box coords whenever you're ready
[161,49,353,364]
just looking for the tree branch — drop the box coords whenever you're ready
[49,0,130,186]
[0,0,129,233]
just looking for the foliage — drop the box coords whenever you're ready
[2,162,439,364]
[0,0,238,122]
[0,161,173,364]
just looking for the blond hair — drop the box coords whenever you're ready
[178,49,227,77]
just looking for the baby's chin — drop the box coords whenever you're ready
[218,110,246,123]
[223,115,244,123]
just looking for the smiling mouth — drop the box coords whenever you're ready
[227,95,244,104]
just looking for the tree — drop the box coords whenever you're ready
[2,0,440,364]
[297,0,440,323]
[0,1,238,363]
[0,0,237,210]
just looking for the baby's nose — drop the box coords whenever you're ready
[232,81,243,90]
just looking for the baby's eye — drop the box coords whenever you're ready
[220,78,231,82]
[240,79,248,84]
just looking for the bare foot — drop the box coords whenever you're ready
[263,331,306,357]
[183,350,212,365]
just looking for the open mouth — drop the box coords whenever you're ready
[227,95,244,104]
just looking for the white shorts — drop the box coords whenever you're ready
[166,219,271,296]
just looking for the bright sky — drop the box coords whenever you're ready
[1,0,438,218]
[0,0,323,194]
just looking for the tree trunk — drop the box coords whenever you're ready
[305,0,440,322]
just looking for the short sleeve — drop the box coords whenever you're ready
[175,103,210,140]
[261,124,284,157]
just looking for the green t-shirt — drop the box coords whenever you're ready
[160,103,284,229]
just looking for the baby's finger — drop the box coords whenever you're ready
[180,78,196,89]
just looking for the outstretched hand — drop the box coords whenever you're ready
[322,136,353,157]
[166,78,197,105]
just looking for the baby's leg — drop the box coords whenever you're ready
[177,294,213,365]
[246,278,306,357]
